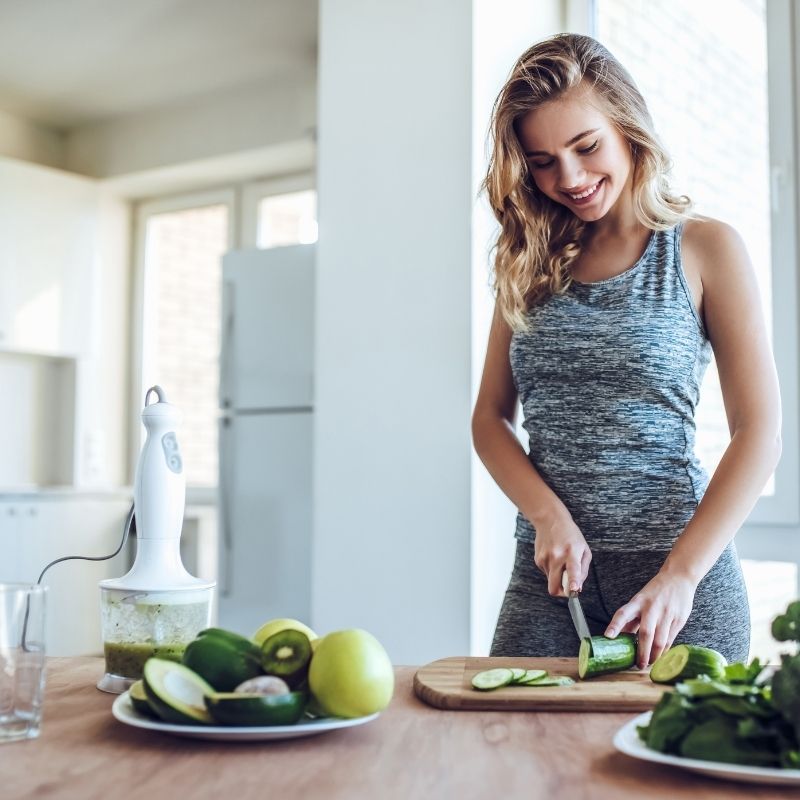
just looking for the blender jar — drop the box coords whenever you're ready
[97,585,212,693]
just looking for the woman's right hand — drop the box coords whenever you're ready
[532,509,592,597]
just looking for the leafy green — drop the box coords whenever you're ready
[772,652,800,743]
[723,658,764,685]
[679,718,779,767]
[770,602,800,749]
[639,600,800,769]
[771,601,800,642]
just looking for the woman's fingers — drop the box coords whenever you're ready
[564,554,584,594]
[647,617,674,667]
[605,601,639,639]
[580,548,592,587]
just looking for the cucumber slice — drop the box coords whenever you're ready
[143,658,214,724]
[518,669,547,683]
[471,668,514,691]
[650,644,728,684]
[578,634,636,679]
[524,675,575,687]
[510,668,528,682]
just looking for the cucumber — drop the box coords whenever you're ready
[650,644,728,684]
[578,634,636,679]
[471,668,514,690]
[510,668,528,682]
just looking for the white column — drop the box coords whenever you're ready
[315,0,561,664]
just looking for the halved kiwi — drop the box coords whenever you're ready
[260,629,312,682]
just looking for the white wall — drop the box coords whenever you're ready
[313,0,473,664]
[65,71,317,178]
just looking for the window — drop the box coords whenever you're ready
[257,190,317,248]
[741,559,799,662]
[134,177,317,492]
[135,190,233,489]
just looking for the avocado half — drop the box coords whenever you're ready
[205,691,307,726]
[143,658,215,724]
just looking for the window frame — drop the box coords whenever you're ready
[239,172,315,249]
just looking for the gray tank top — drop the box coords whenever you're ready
[511,222,712,551]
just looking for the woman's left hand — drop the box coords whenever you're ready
[604,571,698,669]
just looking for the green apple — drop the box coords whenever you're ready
[308,629,394,718]
[252,618,318,647]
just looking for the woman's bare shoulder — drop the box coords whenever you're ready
[681,216,750,282]
[682,216,746,257]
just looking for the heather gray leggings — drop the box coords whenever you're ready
[490,540,750,663]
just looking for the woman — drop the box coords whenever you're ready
[472,33,781,667]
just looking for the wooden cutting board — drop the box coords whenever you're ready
[413,656,669,712]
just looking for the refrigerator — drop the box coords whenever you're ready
[217,244,314,635]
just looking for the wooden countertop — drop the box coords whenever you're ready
[1,657,796,800]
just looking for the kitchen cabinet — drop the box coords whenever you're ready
[0,158,97,357]
[0,496,132,656]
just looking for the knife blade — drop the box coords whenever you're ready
[561,570,592,641]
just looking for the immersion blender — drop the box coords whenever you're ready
[96,386,215,693]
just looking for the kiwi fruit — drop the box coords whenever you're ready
[260,629,312,683]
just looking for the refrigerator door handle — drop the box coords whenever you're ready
[218,414,234,597]
[220,279,235,410]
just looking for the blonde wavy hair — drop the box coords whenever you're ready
[483,33,693,331]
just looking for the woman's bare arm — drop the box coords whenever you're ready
[472,302,591,594]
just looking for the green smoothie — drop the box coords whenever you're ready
[104,641,186,679]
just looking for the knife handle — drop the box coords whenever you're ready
[561,568,570,597]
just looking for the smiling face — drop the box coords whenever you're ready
[517,87,635,224]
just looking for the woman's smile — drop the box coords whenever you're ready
[563,178,605,205]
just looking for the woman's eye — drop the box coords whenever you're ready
[529,140,598,169]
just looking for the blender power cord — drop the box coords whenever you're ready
[22,503,135,650]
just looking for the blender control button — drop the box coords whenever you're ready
[167,454,183,473]
[162,432,178,451]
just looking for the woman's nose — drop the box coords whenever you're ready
[558,158,587,191]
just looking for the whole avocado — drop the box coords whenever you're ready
[182,628,263,691]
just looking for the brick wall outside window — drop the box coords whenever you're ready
[149,204,228,488]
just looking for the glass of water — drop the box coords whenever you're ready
[0,584,46,742]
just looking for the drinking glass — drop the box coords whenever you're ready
[0,584,47,742]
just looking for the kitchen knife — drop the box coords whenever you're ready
[561,570,592,641]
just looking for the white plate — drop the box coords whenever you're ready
[614,711,800,786]
[111,691,380,742]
